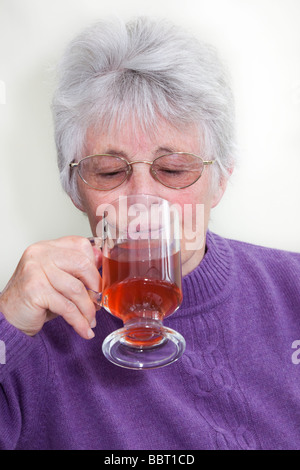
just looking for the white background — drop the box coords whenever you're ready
[0,0,299,289]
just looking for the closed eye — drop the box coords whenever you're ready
[155,167,187,174]
[162,169,184,175]
[94,167,127,176]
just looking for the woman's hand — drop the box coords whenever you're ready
[0,236,102,340]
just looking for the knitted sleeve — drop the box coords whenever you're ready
[0,312,48,450]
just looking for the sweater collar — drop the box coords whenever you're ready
[180,231,233,312]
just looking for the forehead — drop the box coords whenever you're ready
[85,118,201,156]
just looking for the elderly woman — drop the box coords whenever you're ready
[0,17,300,451]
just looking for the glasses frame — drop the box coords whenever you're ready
[69,152,215,190]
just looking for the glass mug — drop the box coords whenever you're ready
[89,194,185,369]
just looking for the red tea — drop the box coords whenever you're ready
[101,248,182,347]
[103,276,182,321]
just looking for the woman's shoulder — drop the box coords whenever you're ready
[210,231,300,262]
[209,231,300,287]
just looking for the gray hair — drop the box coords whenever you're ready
[52,16,236,206]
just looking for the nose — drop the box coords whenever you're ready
[126,161,157,195]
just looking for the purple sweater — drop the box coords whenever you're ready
[1,231,300,450]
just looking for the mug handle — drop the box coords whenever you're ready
[87,237,103,307]
[87,287,102,307]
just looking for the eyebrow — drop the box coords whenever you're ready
[101,148,129,158]
[155,146,177,155]
[101,146,177,159]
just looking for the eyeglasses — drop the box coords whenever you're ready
[69,152,215,190]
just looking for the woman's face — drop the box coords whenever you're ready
[75,119,229,276]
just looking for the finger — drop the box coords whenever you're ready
[51,249,101,293]
[43,236,102,288]
[91,246,102,270]
[42,286,95,340]
[44,265,97,327]
[50,236,97,263]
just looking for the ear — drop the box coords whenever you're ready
[211,166,234,209]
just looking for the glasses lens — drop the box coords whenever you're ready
[152,153,204,188]
[79,155,129,190]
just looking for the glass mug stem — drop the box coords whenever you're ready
[122,318,166,349]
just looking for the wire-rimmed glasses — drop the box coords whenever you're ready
[69,152,215,190]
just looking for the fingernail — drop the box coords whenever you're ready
[90,318,97,328]
[87,328,95,339]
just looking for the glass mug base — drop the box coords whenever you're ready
[102,320,186,370]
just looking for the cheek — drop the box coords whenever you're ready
[77,186,104,230]
[168,186,213,255]
[168,186,211,222]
